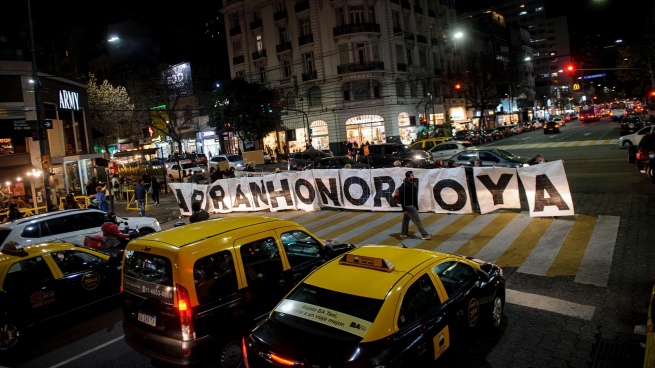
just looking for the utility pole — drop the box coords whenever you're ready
[27,0,53,211]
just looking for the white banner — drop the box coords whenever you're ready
[168,162,574,218]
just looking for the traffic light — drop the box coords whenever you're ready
[650,91,655,97]
[454,83,462,90]
[566,64,574,73]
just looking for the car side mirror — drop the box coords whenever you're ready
[325,242,356,257]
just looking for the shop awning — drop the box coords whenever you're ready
[113,148,159,158]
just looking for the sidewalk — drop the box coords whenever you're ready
[111,191,184,227]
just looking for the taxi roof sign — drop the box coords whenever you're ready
[339,254,395,272]
[1,241,27,256]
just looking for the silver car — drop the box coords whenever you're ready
[427,140,473,161]
[445,148,530,168]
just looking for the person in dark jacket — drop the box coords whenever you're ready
[7,203,22,221]
[134,179,147,216]
[398,171,431,240]
[189,201,210,223]
[150,177,160,205]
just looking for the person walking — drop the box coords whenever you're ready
[95,186,108,212]
[189,201,210,223]
[398,171,431,240]
[111,175,121,202]
[150,176,160,205]
[134,179,147,217]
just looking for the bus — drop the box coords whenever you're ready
[579,104,601,122]
[610,101,627,121]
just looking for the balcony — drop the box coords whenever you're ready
[404,32,415,42]
[229,26,241,36]
[397,63,407,72]
[294,0,309,13]
[232,55,244,65]
[333,23,381,37]
[302,71,318,81]
[252,49,267,60]
[276,42,292,53]
[250,18,263,30]
[416,34,427,44]
[298,33,314,46]
[337,61,385,74]
[273,10,288,22]
[401,0,411,10]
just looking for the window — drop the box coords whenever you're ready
[302,52,314,74]
[44,216,76,236]
[349,5,364,24]
[76,212,105,229]
[194,251,238,304]
[278,27,288,43]
[355,43,366,64]
[259,67,267,83]
[395,45,405,63]
[51,250,106,275]
[299,17,311,36]
[255,34,263,52]
[252,10,261,21]
[280,230,322,268]
[396,79,405,97]
[406,47,413,65]
[409,79,418,97]
[240,237,283,284]
[342,80,381,101]
[3,257,54,290]
[335,7,345,26]
[286,92,297,109]
[308,86,322,106]
[419,47,427,67]
[392,11,401,29]
[21,222,46,238]
[230,13,239,29]
[367,5,376,23]
[281,58,292,78]
[434,261,476,296]
[123,251,174,287]
[338,44,349,65]
[398,274,439,327]
[232,40,243,56]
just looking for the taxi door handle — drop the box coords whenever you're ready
[456,310,465,318]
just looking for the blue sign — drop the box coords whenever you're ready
[583,73,606,80]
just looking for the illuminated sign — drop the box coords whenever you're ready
[59,90,80,110]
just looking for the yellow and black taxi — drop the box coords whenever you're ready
[243,245,506,367]
[0,241,123,352]
[121,216,355,368]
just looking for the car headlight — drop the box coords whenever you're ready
[414,154,422,160]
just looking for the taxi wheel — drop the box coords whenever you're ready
[0,321,20,351]
[219,339,243,368]
[488,294,504,329]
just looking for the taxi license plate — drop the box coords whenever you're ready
[137,311,156,327]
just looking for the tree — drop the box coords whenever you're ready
[86,74,137,156]
[207,79,279,151]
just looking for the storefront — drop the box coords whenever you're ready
[346,115,386,145]
[309,120,330,151]
[397,112,417,145]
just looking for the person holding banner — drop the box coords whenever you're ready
[398,171,431,240]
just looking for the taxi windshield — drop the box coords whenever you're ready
[272,284,383,339]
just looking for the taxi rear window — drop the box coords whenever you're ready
[123,251,173,287]
[272,284,383,338]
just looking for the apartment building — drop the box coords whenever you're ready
[221,0,463,154]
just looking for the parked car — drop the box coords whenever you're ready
[0,241,125,352]
[310,156,371,169]
[0,209,161,250]
[620,116,645,136]
[147,158,164,169]
[168,162,205,181]
[121,216,356,367]
[409,137,454,151]
[357,143,434,168]
[630,133,655,171]
[243,245,505,367]
[552,116,565,127]
[496,126,514,137]
[618,126,655,148]
[164,155,191,169]
[208,154,245,172]
[543,121,561,134]
[485,128,504,140]
[427,140,473,161]
[445,148,531,168]
[195,153,208,165]
[288,149,330,169]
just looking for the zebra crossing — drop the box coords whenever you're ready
[247,209,620,288]
[490,139,618,150]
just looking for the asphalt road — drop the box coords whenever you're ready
[5,117,654,368]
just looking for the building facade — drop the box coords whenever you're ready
[221,0,466,155]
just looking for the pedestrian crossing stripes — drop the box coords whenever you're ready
[490,139,618,150]
[248,210,619,287]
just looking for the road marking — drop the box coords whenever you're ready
[518,217,574,275]
[547,215,596,277]
[575,215,620,287]
[506,289,595,320]
[48,335,124,368]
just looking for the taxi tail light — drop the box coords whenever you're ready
[176,283,195,341]
[242,336,250,368]
[637,149,650,161]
